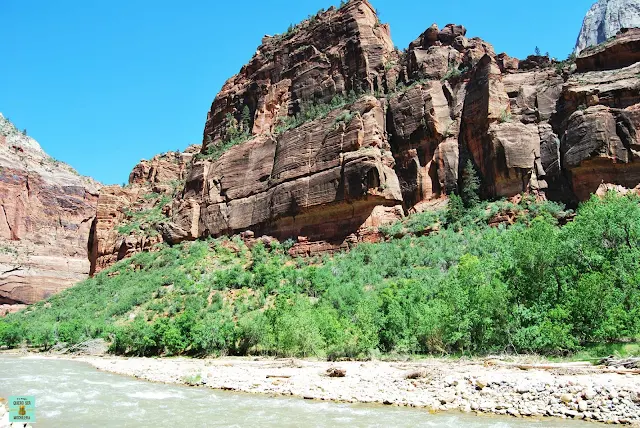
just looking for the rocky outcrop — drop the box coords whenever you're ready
[0,114,99,305]
[576,28,640,72]
[90,147,198,273]
[152,1,403,253]
[3,0,640,308]
[90,0,640,268]
[552,46,640,200]
[170,96,402,247]
[575,0,640,54]
[203,0,395,147]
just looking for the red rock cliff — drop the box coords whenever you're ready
[0,114,99,310]
[91,2,640,269]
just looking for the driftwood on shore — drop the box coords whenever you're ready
[599,356,640,369]
[485,360,592,369]
[485,359,640,375]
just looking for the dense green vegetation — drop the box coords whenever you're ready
[1,191,640,359]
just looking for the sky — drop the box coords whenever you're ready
[1,0,595,185]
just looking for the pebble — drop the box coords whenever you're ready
[560,393,573,403]
[475,378,487,390]
[507,408,520,417]
[564,409,579,418]
[578,401,588,412]
[439,393,456,404]
[444,376,459,387]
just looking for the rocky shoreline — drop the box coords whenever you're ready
[37,355,640,426]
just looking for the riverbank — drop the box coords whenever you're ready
[19,353,639,426]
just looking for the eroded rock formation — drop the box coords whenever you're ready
[90,146,199,273]
[0,114,99,306]
[90,0,640,269]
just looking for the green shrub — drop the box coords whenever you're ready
[4,192,640,359]
[274,92,362,135]
[499,109,512,123]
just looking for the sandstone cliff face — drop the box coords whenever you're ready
[91,0,640,269]
[90,146,198,273]
[0,114,99,307]
[575,0,640,54]
[203,0,395,146]
[170,96,401,247]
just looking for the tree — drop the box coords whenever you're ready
[461,160,480,207]
[446,193,465,225]
[241,106,252,132]
[535,46,541,56]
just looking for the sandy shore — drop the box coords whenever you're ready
[23,354,634,425]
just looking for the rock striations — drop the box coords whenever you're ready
[87,0,640,271]
[0,114,99,313]
[575,0,640,54]
[90,146,199,273]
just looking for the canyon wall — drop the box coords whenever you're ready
[0,114,99,313]
[4,0,639,309]
[90,1,640,271]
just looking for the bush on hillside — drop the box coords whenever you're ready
[1,192,639,358]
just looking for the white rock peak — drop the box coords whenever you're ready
[575,0,640,53]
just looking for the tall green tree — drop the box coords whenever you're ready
[461,160,480,207]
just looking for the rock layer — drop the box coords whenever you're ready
[90,147,198,273]
[171,96,402,246]
[0,114,99,305]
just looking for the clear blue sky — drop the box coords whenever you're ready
[2,0,594,185]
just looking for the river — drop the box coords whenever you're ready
[0,356,588,427]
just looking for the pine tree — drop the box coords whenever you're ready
[241,106,252,132]
[446,193,465,225]
[461,160,480,207]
